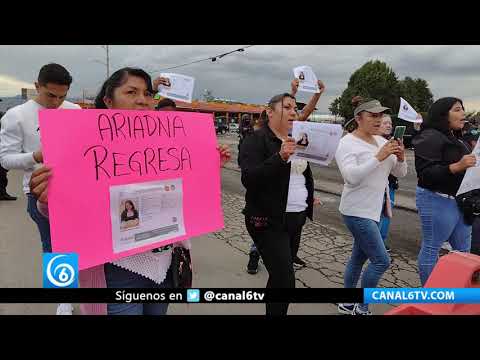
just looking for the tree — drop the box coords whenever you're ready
[399,77,434,113]
[333,60,402,120]
[329,97,341,116]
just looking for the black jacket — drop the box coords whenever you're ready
[413,128,472,196]
[239,125,314,227]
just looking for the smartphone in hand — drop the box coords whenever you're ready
[393,126,406,141]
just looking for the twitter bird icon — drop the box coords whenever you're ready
[187,289,200,303]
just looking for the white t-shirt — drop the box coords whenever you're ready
[335,134,408,222]
[286,159,308,213]
[0,99,81,193]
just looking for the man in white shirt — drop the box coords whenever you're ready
[0,111,17,200]
[0,63,80,315]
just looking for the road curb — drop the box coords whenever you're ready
[222,164,418,213]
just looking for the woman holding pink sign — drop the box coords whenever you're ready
[30,67,231,315]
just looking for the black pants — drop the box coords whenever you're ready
[286,211,307,260]
[472,217,480,256]
[245,211,307,316]
[0,165,8,194]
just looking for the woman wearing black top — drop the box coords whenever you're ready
[239,93,317,316]
[413,97,476,285]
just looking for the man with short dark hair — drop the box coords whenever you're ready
[0,63,80,315]
[156,98,177,111]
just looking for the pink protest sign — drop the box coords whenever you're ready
[39,109,223,270]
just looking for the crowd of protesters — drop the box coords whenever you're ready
[1,62,480,317]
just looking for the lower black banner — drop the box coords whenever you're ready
[0,288,363,303]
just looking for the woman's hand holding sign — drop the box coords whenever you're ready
[218,144,231,167]
[152,76,171,90]
[30,166,51,203]
[279,137,297,162]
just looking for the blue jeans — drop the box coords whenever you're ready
[416,187,471,285]
[26,193,52,253]
[342,215,390,311]
[104,263,173,315]
[379,186,396,248]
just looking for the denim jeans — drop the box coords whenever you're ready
[379,186,396,248]
[26,193,51,253]
[342,215,390,311]
[104,263,173,315]
[416,187,471,285]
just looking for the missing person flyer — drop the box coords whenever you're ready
[110,179,186,253]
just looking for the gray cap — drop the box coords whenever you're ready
[354,100,390,116]
[343,117,355,130]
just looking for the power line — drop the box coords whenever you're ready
[152,45,255,73]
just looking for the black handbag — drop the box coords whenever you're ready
[456,189,480,225]
[171,247,192,288]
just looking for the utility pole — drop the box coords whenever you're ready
[92,45,110,79]
[104,45,110,78]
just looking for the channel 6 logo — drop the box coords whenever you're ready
[43,253,78,288]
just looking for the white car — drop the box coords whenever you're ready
[229,123,239,133]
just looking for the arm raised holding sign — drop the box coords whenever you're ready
[290,79,326,121]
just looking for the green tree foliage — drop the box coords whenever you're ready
[398,77,434,113]
[331,60,434,120]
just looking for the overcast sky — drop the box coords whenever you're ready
[1,45,479,113]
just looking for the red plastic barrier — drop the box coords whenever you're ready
[385,252,480,315]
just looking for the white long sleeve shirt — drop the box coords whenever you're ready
[335,133,408,222]
[0,99,81,193]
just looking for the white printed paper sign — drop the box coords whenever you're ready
[158,73,195,103]
[457,141,480,196]
[291,122,343,166]
[292,66,319,93]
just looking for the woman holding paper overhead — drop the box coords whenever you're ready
[413,97,474,286]
[335,96,407,315]
[239,87,325,316]
[290,78,325,122]
[29,67,231,315]
[242,79,325,276]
